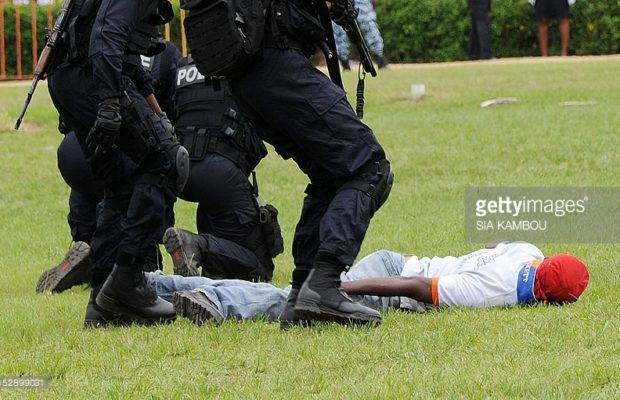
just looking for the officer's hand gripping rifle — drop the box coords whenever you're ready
[14,0,74,130]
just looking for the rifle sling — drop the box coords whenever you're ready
[315,1,343,89]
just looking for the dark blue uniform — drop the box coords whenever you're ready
[223,0,393,325]
[57,130,103,244]
[141,42,182,122]
[47,0,185,325]
[53,42,181,278]
[170,58,277,281]
[231,50,388,277]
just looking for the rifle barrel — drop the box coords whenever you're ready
[14,84,36,130]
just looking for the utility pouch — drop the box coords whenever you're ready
[118,92,167,164]
[176,126,210,161]
[259,203,284,258]
[287,0,325,44]
[182,0,265,77]
[242,122,268,172]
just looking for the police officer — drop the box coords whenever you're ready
[47,0,189,327]
[185,0,394,327]
[37,42,182,295]
[162,56,282,282]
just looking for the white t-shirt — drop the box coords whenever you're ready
[400,242,544,312]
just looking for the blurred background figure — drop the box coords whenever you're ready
[332,0,388,70]
[531,0,573,56]
[467,0,494,60]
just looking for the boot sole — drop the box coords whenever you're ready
[173,291,223,325]
[163,228,198,276]
[35,241,91,293]
[96,292,176,326]
[294,299,381,327]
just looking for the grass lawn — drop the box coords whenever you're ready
[0,56,619,398]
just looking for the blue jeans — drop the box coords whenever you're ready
[147,250,404,321]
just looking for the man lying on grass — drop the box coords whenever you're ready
[140,240,590,326]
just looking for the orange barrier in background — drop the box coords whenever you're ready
[14,1,21,79]
[30,0,37,68]
[0,0,5,79]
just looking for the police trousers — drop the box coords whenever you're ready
[48,64,178,285]
[181,152,275,281]
[230,47,389,282]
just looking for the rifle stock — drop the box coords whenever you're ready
[14,0,73,130]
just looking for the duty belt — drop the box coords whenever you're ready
[177,126,251,174]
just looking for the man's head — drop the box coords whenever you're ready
[534,254,590,303]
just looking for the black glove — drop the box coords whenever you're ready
[86,101,122,155]
[330,0,358,25]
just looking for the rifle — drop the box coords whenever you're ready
[14,0,74,130]
[341,19,376,78]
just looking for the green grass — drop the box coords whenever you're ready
[1,56,619,398]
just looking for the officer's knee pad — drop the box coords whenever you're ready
[373,159,394,212]
[339,159,394,214]
[155,143,190,198]
[136,142,189,200]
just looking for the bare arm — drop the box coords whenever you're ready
[341,276,434,304]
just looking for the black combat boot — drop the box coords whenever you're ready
[84,285,129,328]
[278,288,312,331]
[173,289,224,325]
[36,241,91,293]
[294,267,381,326]
[96,264,176,325]
[163,227,207,276]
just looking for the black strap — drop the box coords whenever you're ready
[315,1,342,89]
[178,126,251,174]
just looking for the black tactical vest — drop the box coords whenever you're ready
[60,0,100,65]
[174,57,267,175]
[60,0,171,67]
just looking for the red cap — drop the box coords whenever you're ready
[534,254,590,303]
